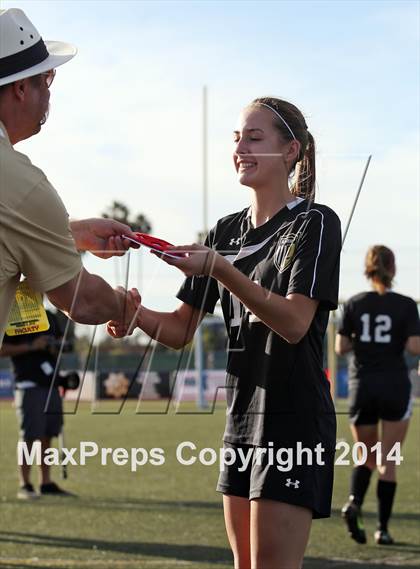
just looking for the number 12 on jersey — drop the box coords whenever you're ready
[360,313,392,343]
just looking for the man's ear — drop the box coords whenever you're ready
[12,79,28,102]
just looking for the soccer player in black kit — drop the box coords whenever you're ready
[108,97,341,568]
[336,245,420,545]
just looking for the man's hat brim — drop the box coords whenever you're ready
[0,40,77,87]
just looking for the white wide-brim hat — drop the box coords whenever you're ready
[0,8,77,87]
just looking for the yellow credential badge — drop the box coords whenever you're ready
[5,281,50,336]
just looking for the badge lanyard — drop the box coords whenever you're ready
[5,280,50,336]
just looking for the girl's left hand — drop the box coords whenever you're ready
[152,243,221,277]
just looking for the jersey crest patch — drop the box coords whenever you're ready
[274,233,298,273]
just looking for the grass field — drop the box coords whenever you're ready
[0,399,419,569]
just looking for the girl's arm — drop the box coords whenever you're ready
[136,302,205,349]
[335,334,353,355]
[156,246,319,344]
[405,335,420,356]
[213,256,318,344]
[107,290,205,350]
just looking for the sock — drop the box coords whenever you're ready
[377,479,397,532]
[350,465,373,507]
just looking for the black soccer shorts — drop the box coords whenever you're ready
[216,441,334,519]
[348,373,412,425]
[15,385,63,440]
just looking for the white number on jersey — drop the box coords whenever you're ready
[360,313,392,343]
[230,295,242,328]
[229,281,262,330]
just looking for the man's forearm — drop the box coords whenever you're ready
[48,270,132,326]
[69,219,87,251]
[68,274,128,324]
[0,343,32,357]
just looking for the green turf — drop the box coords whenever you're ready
[0,399,419,568]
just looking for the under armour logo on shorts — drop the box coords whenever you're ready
[285,479,300,489]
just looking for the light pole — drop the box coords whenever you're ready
[195,86,209,409]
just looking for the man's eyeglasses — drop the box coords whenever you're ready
[40,69,56,88]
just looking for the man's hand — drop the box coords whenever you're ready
[70,218,140,259]
[30,336,51,351]
[108,288,142,338]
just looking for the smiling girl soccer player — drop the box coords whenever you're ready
[336,246,420,546]
[109,97,341,568]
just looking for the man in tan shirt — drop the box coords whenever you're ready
[0,8,139,345]
[0,8,142,500]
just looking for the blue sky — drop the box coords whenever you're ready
[4,0,420,313]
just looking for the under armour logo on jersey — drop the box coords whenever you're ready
[229,237,241,246]
[285,479,300,489]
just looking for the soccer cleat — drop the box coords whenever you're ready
[341,501,367,544]
[374,530,394,545]
[39,482,76,497]
[17,483,39,500]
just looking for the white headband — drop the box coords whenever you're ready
[256,102,297,141]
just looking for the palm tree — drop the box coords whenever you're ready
[102,201,152,234]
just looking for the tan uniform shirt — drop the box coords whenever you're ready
[0,121,82,345]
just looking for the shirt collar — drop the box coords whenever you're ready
[287,196,305,209]
[0,120,11,145]
[246,196,305,220]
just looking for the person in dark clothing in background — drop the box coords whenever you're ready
[0,309,76,499]
[336,245,420,545]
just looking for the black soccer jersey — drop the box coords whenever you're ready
[338,291,420,379]
[177,198,341,447]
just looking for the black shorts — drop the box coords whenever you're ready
[349,373,412,426]
[15,386,63,441]
[216,441,335,519]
